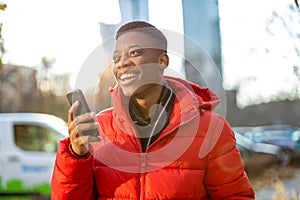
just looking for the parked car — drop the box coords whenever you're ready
[234,131,281,158]
[253,125,300,165]
[0,113,68,197]
[234,125,300,165]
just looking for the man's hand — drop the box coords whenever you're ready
[68,101,100,156]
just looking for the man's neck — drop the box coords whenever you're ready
[133,84,163,118]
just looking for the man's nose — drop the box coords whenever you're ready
[116,54,131,69]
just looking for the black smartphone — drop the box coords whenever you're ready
[66,89,99,137]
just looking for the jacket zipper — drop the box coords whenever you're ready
[141,153,146,168]
[145,89,174,150]
[140,153,146,200]
[139,85,174,199]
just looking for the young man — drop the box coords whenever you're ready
[51,21,255,199]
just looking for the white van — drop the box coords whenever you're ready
[0,113,68,196]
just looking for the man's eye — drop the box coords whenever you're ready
[129,49,141,57]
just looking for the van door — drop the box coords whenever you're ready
[2,123,63,195]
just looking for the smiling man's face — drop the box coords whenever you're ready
[112,31,167,97]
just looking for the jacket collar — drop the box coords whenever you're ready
[109,76,220,136]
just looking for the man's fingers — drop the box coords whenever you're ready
[67,102,99,156]
[73,135,101,149]
[69,124,101,156]
[74,112,96,125]
[68,112,96,135]
[68,100,80,123]
[69,121,97,137]
[74,122,99,135]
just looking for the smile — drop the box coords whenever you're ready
[119,70,141,82]
[120,73,137,81]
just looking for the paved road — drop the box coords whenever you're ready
[255,169,300,200]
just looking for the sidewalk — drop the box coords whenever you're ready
[255,169,300,200]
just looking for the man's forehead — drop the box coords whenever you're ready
[114,31,163,52]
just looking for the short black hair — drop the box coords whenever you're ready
[115,21,167,52]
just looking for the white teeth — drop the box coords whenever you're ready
[120,73,137,81]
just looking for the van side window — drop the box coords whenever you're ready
[14,124,60,152]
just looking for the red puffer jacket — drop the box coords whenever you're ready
[51,76,254,200]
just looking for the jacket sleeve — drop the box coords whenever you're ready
[51,137,97,200]
[204,115,255,199]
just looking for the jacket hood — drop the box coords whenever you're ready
[164,76,220,112]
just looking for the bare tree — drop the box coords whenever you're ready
[37,56,56,93]
[0,67,22,112]
[264,2,300,99]
[265,4,300,59]
[0,3,7,71]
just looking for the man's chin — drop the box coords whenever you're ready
[120,83,157,98]
[120,86,136,97]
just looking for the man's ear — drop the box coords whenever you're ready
[159,53,169,68]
